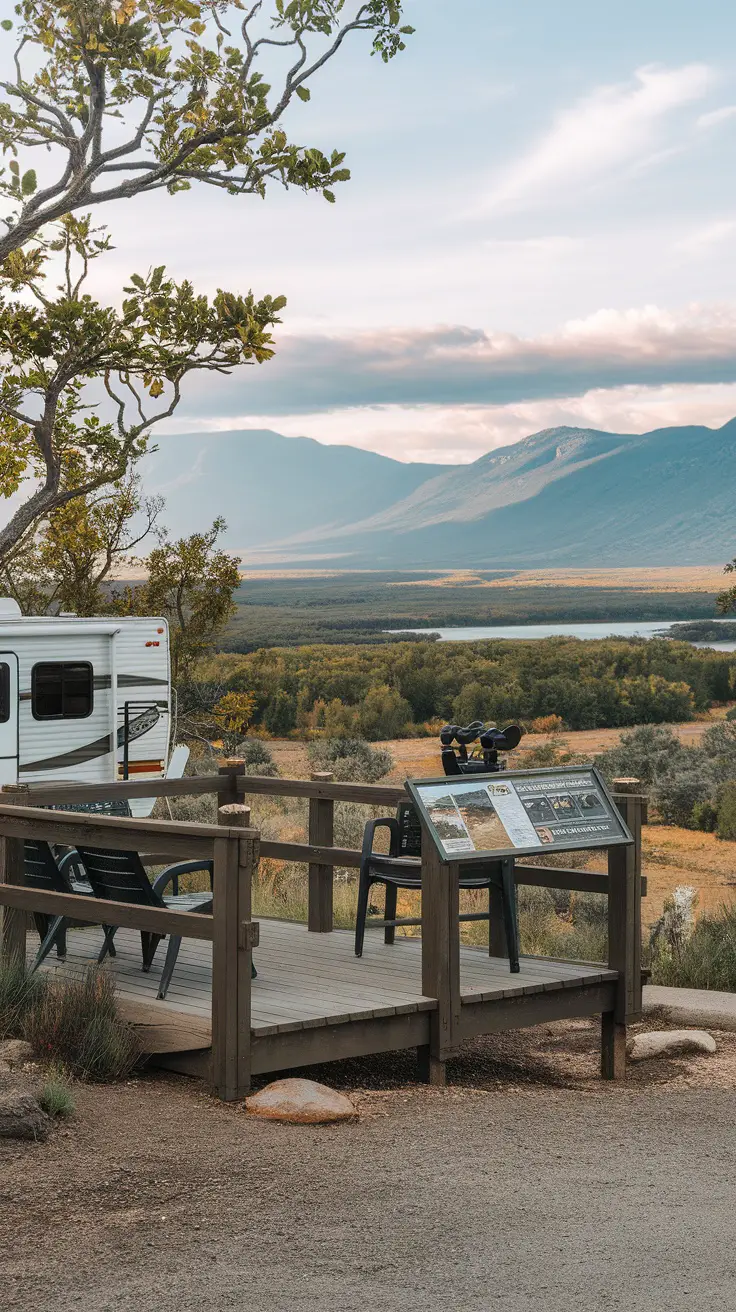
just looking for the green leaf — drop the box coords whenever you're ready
[21,170,37,197]
[0,19,12,31]
[323,189,335,204]
[295,85,310,102]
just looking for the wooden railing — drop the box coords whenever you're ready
[0,793,258,1102]
[0,764,646,1091]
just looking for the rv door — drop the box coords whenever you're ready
[0,653,19,786]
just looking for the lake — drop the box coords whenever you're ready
[388,620,736,650]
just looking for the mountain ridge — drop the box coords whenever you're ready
[143,419,736,566]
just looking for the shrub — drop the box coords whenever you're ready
[263,690,297,736]
[652,760,717,828]
[0,958,47,1040]
[692,798,718,832]
[595,724,686,788]
[230,738,279,777]
[528,714,565,734]
[701,720,736,783]
[716,780,736,841]
[38,1079,75,1119]
[24,967,139,1081]
[322,698,360,738]
[308,737,393,783]
[650,901,736,991]
[357,684,411,740]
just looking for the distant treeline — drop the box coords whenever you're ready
[191,636,735,738]
[222,573,717,651]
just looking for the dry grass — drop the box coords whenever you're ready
[387,566,726,592]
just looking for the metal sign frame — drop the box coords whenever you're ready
[405,764,633,864]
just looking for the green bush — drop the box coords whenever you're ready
[357,684,412,740]
[308,737,394,783]
[650,902,736,991]
[230,738,279,777]
[652,761,717,828]
[692,798,718,832]
[716,780,736,841]
[38,1079,75,1119]
[701,720,736,783]
[595,724,686,788]
[24,967,139,1081]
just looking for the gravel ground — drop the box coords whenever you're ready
[2,1020,736,1312]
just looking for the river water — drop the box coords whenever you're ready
[388,620,736,650]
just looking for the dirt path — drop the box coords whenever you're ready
[3,1024,736,1312]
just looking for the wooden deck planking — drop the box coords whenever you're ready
[30,917,614,1042]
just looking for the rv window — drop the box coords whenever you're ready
[0,663,9,723]
[32,662,93,720]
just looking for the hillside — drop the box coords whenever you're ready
[144,420,736,566]
[140,429,444,547]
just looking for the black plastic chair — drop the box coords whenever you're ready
[75,846,215,1001]
[25,840,84,971]
[355,800,520,971]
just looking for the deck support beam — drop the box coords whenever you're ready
[420,839,460,1083]
[211,807,259,1102]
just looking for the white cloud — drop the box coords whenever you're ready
[697,104,736,129]
[160,382,736,465]
[674,218,736,254]
[481,63,714,214]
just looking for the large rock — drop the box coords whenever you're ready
[245,1078,358,1124]
[0,1091,49,1141]
[0,1039,34,1069]
[627,1029,717,1062]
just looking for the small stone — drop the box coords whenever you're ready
[0,1091,49,1141]
[627,1029,717,1062]
[0,1039,34,1068]
[244,1078,358,1124]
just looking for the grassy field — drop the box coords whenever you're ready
[223,566,724,650]
[214,713,734,941]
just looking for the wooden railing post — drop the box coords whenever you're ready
[488,858,512,958]
[218,759,245,813]
[308,772,334,932]
[613,779,645,1017]
[211,804,259,1102]
[0,786,30,966]
[602,780,645,1080]
[419,834,460,1086]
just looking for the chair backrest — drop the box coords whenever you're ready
[75,847,162,907]
[24,840,73,893]
[396,801,422,858]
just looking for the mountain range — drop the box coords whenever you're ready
[142,419,736,566]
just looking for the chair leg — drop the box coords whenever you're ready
[157,935,181,1000]
[384,883,398,945]
[141,931,163,973]
[500,859,521,973]
[98,925,118,964]
[31,916,69,973]
[354,870,373,958]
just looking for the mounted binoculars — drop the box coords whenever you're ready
[439,720,523,776]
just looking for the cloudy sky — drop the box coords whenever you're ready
[70,1,736,461]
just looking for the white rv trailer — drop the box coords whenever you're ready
[0,600,172,807]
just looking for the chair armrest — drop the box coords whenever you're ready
[153,859,214,898]
[361,817,400,863]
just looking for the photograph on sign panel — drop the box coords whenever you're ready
[423,792,474,853]
[577,791,606,817]
[547,793,583,820]
[521,794,556,826]
[454,787,515,851]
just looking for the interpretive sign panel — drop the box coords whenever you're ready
[405,766,632,863]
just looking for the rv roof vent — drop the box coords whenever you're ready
[0,598,21,617]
